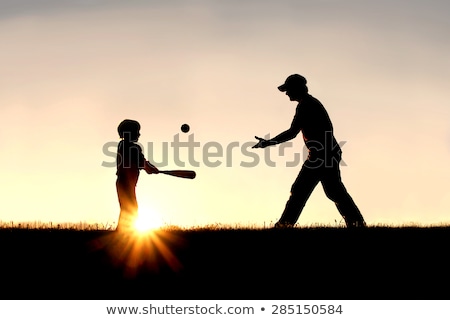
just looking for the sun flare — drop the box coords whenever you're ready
[133,208,164,233]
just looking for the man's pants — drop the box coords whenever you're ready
[277,157,366,228]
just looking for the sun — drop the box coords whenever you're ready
[133,207,164,233]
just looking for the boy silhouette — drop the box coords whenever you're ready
[116,119,159,232]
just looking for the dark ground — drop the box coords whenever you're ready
[1,227,449,299]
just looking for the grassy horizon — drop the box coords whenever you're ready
[1,219,450,231]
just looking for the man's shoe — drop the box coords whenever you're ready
[273,222,296,229]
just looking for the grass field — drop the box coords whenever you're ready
[1,223,449,300]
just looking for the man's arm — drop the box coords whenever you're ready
[253,127,300,148]
[253,103,302,148]
[253,111,302,148]
[271,127,301,144]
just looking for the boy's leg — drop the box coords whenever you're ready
[321,166,366,228]
[116,182,138,231]
[276,162,320,227]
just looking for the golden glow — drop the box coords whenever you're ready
[90,228,184,278]
[133,207,164,233]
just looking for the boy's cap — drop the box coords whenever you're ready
[278,74,307,92]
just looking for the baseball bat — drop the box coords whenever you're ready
[158,170,196,179]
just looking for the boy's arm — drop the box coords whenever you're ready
[144,160,159,174]
[135,144,158,174]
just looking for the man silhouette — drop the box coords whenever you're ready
[253,74,366,228]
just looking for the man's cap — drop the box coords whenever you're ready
[278,74,307,92]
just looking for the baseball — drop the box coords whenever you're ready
[181,124,190,133]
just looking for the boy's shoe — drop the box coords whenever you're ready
[346,220,367,228]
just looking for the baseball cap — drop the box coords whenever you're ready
[278,74,307,92]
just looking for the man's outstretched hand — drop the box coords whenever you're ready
[252,136,276,148]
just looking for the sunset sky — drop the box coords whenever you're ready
[1,0,449,228]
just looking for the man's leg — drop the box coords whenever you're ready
[276,162,320,227]
[321,166,366,228]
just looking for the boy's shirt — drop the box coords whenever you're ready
[116,140,146,187]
